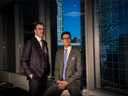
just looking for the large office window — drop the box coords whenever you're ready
[22,0,39,43]
[3,3,15,72]
[18,0,39,73]
[93,0,128,95]
[57,0,86,87]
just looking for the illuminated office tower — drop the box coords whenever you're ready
[57,0,64,43]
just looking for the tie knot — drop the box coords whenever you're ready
[41,40,43,42]
[65,49,68,52]
[41,40,43,44]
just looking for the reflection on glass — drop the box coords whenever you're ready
[22,0,39,43]
[94,0,128,95]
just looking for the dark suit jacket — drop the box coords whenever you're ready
[21,37,50,80]
[53,46,83,87]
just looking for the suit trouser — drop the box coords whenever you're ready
[29,71,47,96]
[42,82,80,96]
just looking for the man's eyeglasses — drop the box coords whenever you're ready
[62,37,71,40]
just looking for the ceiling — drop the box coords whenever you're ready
[0,0,4,3]
[0,0,22,7]
[0,0,14,10]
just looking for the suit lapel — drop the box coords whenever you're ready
[60,48,64,79]
[43,40,48,57]
[43,40,48,60]
[60,48,64,67]
[33,37,44,57]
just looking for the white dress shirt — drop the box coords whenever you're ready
[35,35,43,48]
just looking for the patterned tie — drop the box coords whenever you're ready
[41,40,47,67]
[63,49,68,80]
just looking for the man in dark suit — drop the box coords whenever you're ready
[43,32,83,96]
[21,22,50,96]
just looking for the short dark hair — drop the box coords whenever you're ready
[61,31,71,39]
[34,22,44,29]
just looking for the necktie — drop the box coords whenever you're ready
[41,40,47,67]
[41,40,45,55]
[63,49,68,80]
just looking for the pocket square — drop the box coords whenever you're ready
[71,57,75,60]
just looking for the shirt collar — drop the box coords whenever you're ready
[64,45,72,50]
[35,35,43,42]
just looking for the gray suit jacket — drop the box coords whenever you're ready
[53,46,83,87]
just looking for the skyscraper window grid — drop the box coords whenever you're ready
[93,0,128,95]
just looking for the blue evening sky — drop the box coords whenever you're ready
[62,0,81,39]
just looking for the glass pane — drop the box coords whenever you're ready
[20,0,39,73]
[57,0,86,87]
[22,0,39,43]
[3,3,15,72]
[93,0,128,95]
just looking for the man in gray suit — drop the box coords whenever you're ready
[43,32,83,96]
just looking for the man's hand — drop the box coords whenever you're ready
[29,74,33,79]
[58,81,68,89]
[57,81,63,87]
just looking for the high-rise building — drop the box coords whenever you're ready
[98,0,117,61]
[96,0,128,94]
[98,0,118,90]
[57,0,64,43]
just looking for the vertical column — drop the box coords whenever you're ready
[3,13,7,69]
[39,0,46,40]
[15,3,20,73]
[94,0,101,88]
[49,0,57,76]
[45,0,52,78]
[19,4,24,72]
[85,0,94,90]
[0,13,3,69]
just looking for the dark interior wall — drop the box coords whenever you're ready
[50,0,57,76]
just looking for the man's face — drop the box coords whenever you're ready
[34,24,45,39]
[61,34,71,48]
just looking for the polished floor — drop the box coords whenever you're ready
[61,89,127,96]
[0,87,127,96]
[0,78,127,96]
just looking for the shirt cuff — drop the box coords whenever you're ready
[65,81,68,85]
[56,80,60,83]
[29,74,33,77]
